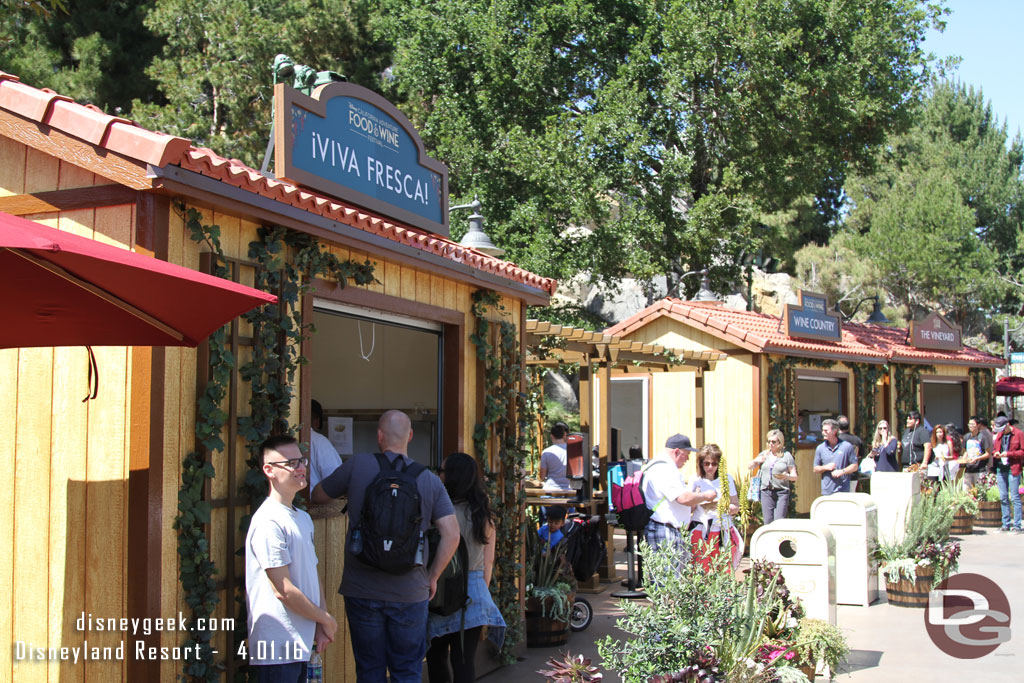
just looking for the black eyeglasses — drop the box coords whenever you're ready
[267,456,309,470]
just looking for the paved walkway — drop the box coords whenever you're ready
[480,526,1024,682]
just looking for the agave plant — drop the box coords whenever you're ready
[539,653,603,683]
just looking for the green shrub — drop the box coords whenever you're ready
[598,541,743,682]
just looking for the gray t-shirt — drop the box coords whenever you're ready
[814,439,858,495]
[757,450,796,491]
[245,498,320,665]
[320,451,454,602]
[540,444,571,490]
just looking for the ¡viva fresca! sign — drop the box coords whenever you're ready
[781,291,842,342]
[274,82,449,236]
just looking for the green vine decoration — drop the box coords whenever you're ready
[851,363,888,443]
[766,356,835,450]
[471,290,528,663]
[180,207,375,682]
[892,363,935,424]
[175,206,235,681]
[969,367,996,420]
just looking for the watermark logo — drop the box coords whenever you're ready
[925,573,1011,658]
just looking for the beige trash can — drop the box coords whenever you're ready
[870,471,921,544]
[811,493,879,607]
[750,520,837,625]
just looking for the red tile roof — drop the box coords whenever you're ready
[605,298,1004,367]
[0,71,556,297]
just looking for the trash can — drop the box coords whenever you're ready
[870,471,921,545]
[750,520,836,625]
[810,493,879,607]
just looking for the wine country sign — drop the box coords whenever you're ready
[909,311,962,351]
[274,82,449,236]
[781,290,843,342]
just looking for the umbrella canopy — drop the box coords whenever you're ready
[1,210,277,348]
[996,376,1024,396]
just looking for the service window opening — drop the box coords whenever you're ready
[310,303,442,468]
[796,376,846,444]
[921,380,967,429]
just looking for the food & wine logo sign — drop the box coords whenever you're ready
[275,82,449,236]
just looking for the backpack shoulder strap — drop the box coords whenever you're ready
[640,459,672,513]
[373,452,393,472]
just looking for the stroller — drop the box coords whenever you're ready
[559,514,605,632]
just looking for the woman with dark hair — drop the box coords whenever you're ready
[427,453,506,683]
[922,424,956,482]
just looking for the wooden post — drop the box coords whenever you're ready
[596,346,619,583]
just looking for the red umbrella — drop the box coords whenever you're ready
[1,210,277,348]
[996,376,1024,396]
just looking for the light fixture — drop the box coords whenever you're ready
[450,197,505,257]
[693,272,719,302]
[866,298,889,324]
[840,295,890,324]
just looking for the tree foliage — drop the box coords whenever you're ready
[377,0,943,294]
[840,79,1023,327]
[0,0,160,112]
[131,0,392,166]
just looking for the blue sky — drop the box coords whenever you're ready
[924,0,1023,138]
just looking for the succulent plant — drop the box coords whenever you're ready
[648,648,724,683]
[538,652,603,683]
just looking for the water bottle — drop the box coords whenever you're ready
[413,532,425,566]
[349,529,362,555]
[307,651,322,683]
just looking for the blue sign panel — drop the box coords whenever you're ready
[1011,352,1024,364]
[276,83,449,236]
[781,291,842,342]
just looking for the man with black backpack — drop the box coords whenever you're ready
[312,410,459,682]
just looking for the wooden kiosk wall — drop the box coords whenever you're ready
[0,128,525,682]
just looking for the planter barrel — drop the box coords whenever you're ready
[976,500,1002,528]
[799,664,817,681]
[525,594,571,647]
[885,566,935,608]
[950,507,975,535]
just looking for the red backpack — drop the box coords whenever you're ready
[610,461,667,531]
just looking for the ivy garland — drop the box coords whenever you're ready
[892,363,935,424]
[179,209,375,682]
[850,363,888,443]
[765,356,835,449]
[470,290,528,663]
[175,206,234,681]
[969,367,996,420]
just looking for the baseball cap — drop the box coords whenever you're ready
[994,416,1010,430]
[665,434,697,451]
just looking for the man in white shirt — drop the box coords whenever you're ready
[642,433,717,562]
[245,435,337,682]
[308,399,342,491]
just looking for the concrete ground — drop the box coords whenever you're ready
[480,526,1024,682]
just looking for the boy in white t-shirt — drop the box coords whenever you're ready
[245,435,338,682]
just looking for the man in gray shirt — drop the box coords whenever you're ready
[813,419,858,496]
[312,410,458,683]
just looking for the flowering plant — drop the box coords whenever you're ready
[755,641,797,666]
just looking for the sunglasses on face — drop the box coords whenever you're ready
[768,439,781,444]
[267,456,309,470]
